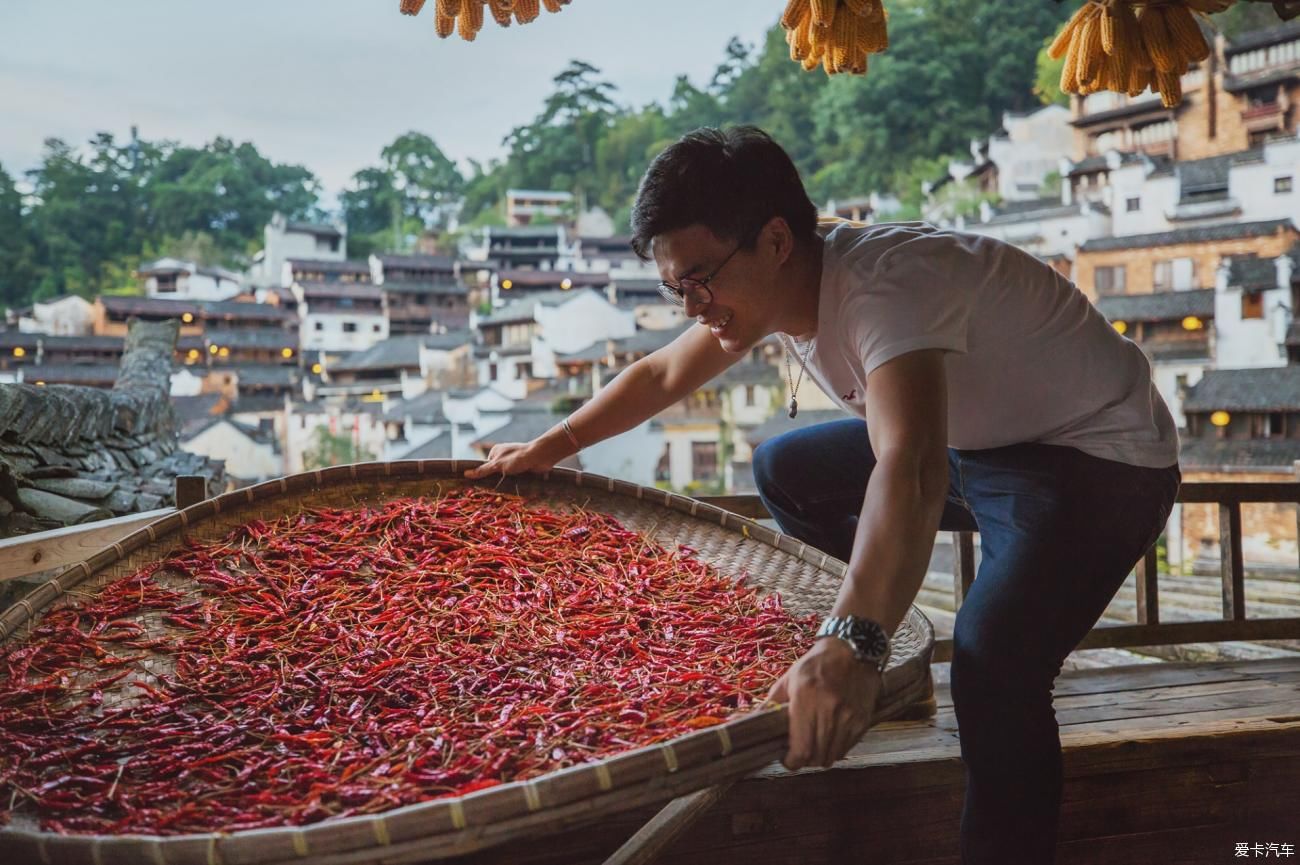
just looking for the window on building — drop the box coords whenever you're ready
[1125,197,1140,212]
[1153,260,1172,292]
[691,441,719,482]
[1175,374,1189,395]
[744,384,756,407]
[1094,265,1126,295]
[343,321,358,333]
[488,363,498,381]
[372,323,382,333]
[1276,176,1293,194]
[1242,291,1265,319]
[155,274,178,293]
[1269,412,1286,438]
[313,321,324,332]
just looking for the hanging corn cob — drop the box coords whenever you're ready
[1049,0,1224,108]
[783,0,888,76]
[400,0,569,41]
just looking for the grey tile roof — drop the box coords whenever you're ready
[287,258,370,274]
[497,269,611,288]
[1226,255,1280,291]
[1224,20,1300,56]
[1183,367,1300,412]
[555,324,691,362]
[379,254,456,271]
[402,434,453,460]
[297,282,383,301]
[713,361,782,388]
[477,289,597,326]
[286,222,342,238]
[329,335,430,373]
[1079,219,1294,253]
[470,411,565,449]
[980,201,1088,226]
[22,364,119,386]
[1177,149,1264,203]
[381,281,466,296]
[220,364,301,388]
[230,394,287,414]
[744,409,853,447]
[204,328,298,350]
[1179,437,1300,471]
[98,296,295,322]
[1094,289,1215,323]
[385,389,448,425]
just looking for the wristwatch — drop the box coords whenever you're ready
[815,615,891,673]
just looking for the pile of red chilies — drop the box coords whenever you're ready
[0,488,814,834]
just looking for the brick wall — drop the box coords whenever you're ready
[1177,468,1300,570]
[1074,229,1295,301]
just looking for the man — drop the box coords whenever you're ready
[465,126,1179,863]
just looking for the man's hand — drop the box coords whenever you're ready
[765,637,882,770]
[464,441,559,480]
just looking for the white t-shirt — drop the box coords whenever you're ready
[777,221,1179,469]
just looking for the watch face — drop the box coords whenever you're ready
[853,621,889,658]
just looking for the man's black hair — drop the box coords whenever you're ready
[629,126,819,261]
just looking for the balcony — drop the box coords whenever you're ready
[1243,101,1286,134]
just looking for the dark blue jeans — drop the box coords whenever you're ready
[752,419,1180,865]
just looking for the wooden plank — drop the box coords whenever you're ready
[0,508,174,582]
[174,475,207,510]
[951,531,974,610]
[1176,481,1300,504]
[935,619,1300,656]
[1136,544,1159,625]
[1219,501,1247,621]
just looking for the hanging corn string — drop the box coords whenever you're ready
[399,0,569,42]
[781,0,889,76]
[1051,0,1237,108]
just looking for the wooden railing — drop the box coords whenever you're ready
[703,482,1300,659]
[4,481,1300,659]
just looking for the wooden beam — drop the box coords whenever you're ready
[933,617,1300,661]
[1219,502,1246,621]
[0,508,173,583]
[174,476,207,510]
[1135,545,1160,625]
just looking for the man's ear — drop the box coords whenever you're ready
[760,216,795,267]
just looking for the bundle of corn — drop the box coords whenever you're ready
[399,0,570,41]
[1051,0,1234,108]
[782,0,889,76]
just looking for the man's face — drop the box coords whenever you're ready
[651,224,779,353]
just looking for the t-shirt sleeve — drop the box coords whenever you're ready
[841,235,972,377]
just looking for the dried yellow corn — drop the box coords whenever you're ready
[1164,3,1210,64]
[1156,68,1183,108]
[488,0,513,26]
[811,0,836,30]
[1049,6,1087,61]
[435,11,456,36]
[791,10,814,61]
[1075,8,1104,93]
[1100,5,1117,56]
[1138,6,1180,74]
[459,0,484,40]
[436,0,461,17]
[542,0,565,12]
[832,9,856,72]
[513,0,539,23]
[400,0,427,14]
[859,10,888,54]
[782,0,811,30]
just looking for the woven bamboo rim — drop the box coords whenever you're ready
[0,460,934,865]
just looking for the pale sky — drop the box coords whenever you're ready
[0,0,780,198]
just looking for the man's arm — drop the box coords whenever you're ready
[832,348,952,634]
[771,348,951,769]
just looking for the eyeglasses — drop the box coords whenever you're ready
[656,239,748,308]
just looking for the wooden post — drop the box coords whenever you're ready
[952,531,975,609]
[174,476,207,510]
[1135,545,1160,625]
[1218,502,1245,621]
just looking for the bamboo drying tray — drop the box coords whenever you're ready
[0,460,934,865]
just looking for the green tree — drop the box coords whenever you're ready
[342,133,465,253]
[1034,35,1069,107]
[302,426,376,469]
[0,163,37,308]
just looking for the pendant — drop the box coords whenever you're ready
[788,398,798,419]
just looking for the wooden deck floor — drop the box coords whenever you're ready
[455,657,1300,865]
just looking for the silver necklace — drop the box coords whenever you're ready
[784,336,816,418]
